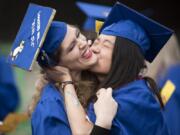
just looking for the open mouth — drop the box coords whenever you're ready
[81,48,93,59]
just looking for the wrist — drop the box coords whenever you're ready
[61,81,74,91]
[95,118,113,130]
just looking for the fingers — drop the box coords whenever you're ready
[43,65,72,83]
[45,66,68,76]
[96,88,106,97]
[45,68,63,82]
[106,87,112,96]
[96,87,113,98]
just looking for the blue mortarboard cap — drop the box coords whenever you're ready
[42,21,67,55]
[7,3,67,71]
[37,21,67,67]
[100,2,173,62]
[76,1,111,30]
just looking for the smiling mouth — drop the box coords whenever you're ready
[81,48,93,59]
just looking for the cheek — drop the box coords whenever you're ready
[71,48,81,61]
[63,52,81,67]
[66,47,80,60]
[102,50,113,72]
[97,54,111,73]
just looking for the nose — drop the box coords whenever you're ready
[90,44,100,54]
[77,38,88,50]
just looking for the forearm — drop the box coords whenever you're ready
[63,84,93,135]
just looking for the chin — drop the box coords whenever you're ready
[90,65,110,74]
[80,57,98,68]
[84,61,98,70]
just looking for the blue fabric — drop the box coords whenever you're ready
[31,83,71,135]
[0,56,19,120]
[7,3,56,71]
[100,2,173,62]
[0,56,16,84]
[42,21,67,55]
[76,1,111,30]
[87,79,170,135]
[83,17,96,31]
[157,64,180,135]
[102,20,150,55]
[37,21,67,67]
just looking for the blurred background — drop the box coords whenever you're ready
[0,0,179,135]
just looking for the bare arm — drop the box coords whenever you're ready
[63,83,93,135]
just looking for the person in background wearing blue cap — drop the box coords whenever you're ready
[158,63,180,135]
[156,36,180,135]
[76,1,111,31]
[44,2,173,135]
[147,33,180,135]
[0,53,19,121]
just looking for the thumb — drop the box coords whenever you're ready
[106,87,113,96]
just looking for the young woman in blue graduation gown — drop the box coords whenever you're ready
[30,21,117,135]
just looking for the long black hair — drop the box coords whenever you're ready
[99,36,164,108]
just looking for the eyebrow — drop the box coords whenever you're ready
[103,39,114,46]
[96,37,114,45]
[66,28,80,52]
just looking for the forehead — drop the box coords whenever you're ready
[66,25,77,38]
[98,34,116,45]
[99,34,115,40]
[61,25,77,48]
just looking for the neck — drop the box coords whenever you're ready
[96,73,106,83]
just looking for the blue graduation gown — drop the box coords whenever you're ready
[157,64,180,135]
[0,56,19,120]
[87,79,170,135]
[31,83,72,135]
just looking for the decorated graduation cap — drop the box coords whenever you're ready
[100,2,173,62]
[76,1,111,31]
[7,3,67,71]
